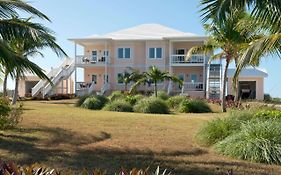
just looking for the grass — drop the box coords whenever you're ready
[0,100,280,174]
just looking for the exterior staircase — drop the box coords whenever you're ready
[31,59,75,98]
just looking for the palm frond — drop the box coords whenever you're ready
[0,0,49,20]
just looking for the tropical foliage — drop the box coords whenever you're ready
[187,9,261,112]
[130,66,183,97]
[196,106,281,164]
[0,0,66,104]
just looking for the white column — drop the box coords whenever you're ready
[74,43,77,95]
[203,54,206,98]
[168,40,173,94]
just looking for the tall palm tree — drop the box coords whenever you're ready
[130,66,182,97]
[187,10,261,112]
[200,0,281,80]
[0,0,53,97]
[6,17,67,104]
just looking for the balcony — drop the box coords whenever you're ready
[75,55,108,66]
[171,54,205,66]
[76,82,95,96]
[182,82,204,91]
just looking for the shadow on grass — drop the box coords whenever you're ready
[0,127,278,175]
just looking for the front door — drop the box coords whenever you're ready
[91,74,97,85]
[178,73,184,90]
[92,50,98,62]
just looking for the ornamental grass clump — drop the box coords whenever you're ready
[178,99,212,113]
[134,97,170,114]
[103,100,133,112]
[167,95,187,109]
[215,120,281,164]
[81,95,108,110]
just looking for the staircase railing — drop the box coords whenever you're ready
[42,59,75,98]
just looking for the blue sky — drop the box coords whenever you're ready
[7,0,281,97]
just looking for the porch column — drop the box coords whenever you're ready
[203,54,206,98]
[74,43,77,95]
[168,40,173,94]
[104,41,108,88]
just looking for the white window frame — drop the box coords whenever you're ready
[148,47,163,59]
[190,74,198,83]
[91,50,98,62]
[117,47,131,59]
[91,74,98,84]
[103,74,109,84]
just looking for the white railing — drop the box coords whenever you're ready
[75,55,108,65]
[31,68,60,97]
[100,83,109,95]
[88,82,95,93]
[181,82,204,93]
[171,54,204,64]
[42,59,75,97]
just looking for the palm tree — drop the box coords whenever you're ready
[6,17,67,104]
[130,66,183,97]
[0,0,52,97]
[187,9,261,112]
[200,0,281,82]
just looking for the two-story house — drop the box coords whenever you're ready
[25,23,266,100]
[70,24,218,98]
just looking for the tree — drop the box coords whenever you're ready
[6,17,67,104]
[200,0,281,84]
[187,9,261,112]
[130,66,183,97]
[0,0,52,97]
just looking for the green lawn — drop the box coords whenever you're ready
[0,100,280,175]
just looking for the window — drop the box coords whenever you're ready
[190,74,197,83]
[118,48,131,59]
[103,74,109,84]
[91,75,97,84]
[91,50,97,62]
[117,73,123,84]
[149,48,162,59]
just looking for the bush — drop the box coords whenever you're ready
[178,99,212,113]
[196,117,243,146]
[125,94,144,106]
[76,94,93,107]
[134,97,170,114]
[0,98,23,130]
[253,109,281,120]
[81,96,108,110]
[153,91,169,100]
[215,120,281,164]
[167,95,187,109]
[103,100,133,112]
[108,91,126,102]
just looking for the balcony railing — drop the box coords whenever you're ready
[171,54,204,64]
[75,55,108,65]
[181,82,204,91]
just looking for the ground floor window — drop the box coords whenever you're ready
[91,74,97,84]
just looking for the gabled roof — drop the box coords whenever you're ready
[228,68,268,78]
[69,23,206,42]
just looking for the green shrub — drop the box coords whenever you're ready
[134,97,170,114]
[103,100,133,112]
[125,94,144,106]
[81,96,108,110]
[108,91,125,102]
[196,117,243,146]
[215,120,281,164]
[0,98,23,130]
[178,99,212,113]
[153,91,169,100]
[167,95,187,109]
[253,109,281,120]
[76,94,93,107]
